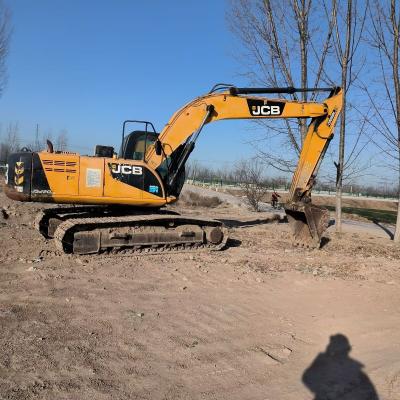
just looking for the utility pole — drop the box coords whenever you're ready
[34,124,40,151]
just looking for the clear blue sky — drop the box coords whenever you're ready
[0,1,393,188]
[0,0,256,166]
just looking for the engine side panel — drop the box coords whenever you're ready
[5,151,171,207]
[37,153,79,198]
[41,153,168,207]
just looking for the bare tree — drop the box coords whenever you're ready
[32,124,41,152]
[229,0,337,171]
[235,158,269,211]
[0,122,19,163]
[331,0,369,233]
[0,142,8,163]
[363,0,400,241]
[6,121,19,151]
[55,129,68,152]
[0,1,11,96]
[230,0,372,231]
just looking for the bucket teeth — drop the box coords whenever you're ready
[284,203,330,248]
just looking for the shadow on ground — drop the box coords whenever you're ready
[303,334,379,400]
[329,218,394,239]
[319,237,331,248]
[372,220,394,240]
[225,238,242,248]
[219,215,286,228]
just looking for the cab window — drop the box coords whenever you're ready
[120,131,158,161]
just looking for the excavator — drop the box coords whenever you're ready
[4,84,343,255]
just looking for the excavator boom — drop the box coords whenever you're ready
[146,85,342,247]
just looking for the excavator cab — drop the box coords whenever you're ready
[119,130,158,160]
[119,120,158,161]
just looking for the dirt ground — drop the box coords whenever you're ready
[1,188,400,400]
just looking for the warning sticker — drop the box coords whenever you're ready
[86,168,101,188]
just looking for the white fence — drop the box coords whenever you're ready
[185,179,398,202]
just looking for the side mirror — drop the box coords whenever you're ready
[155,140,162,156]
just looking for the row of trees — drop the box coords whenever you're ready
[187,160,399,199]
[187,161,286,188]
[229,0,400,241]
[0,122,69,164]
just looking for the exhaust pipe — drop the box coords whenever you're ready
[284,202,330,248]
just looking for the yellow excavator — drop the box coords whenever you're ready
[4,84,342,254]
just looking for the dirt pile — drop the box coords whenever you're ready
[178,190,223,208]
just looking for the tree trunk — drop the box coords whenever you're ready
[335,112,345,233]
[391,0,400,242]
[299,0,308,144]
[395,169,400,242]
[335,0,352,233]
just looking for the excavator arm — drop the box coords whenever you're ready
[147,85,343,247]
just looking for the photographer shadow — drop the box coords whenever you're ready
[302,334,379,400]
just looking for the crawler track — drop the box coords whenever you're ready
[35,206,107,238]
[34,206,178,238]
[35,208,228,255]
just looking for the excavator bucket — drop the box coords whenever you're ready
[284,203,330,248]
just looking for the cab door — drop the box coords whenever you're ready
[103,159,144,203]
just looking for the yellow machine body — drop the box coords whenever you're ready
[35,153,172,207]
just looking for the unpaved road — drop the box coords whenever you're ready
[1,188,400,399]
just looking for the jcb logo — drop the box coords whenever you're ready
[111,163,143,175]
[14,162,24,186]
[247,99,285,117]
[251,105,281,116]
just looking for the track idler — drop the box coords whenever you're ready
[284,202,330,248]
